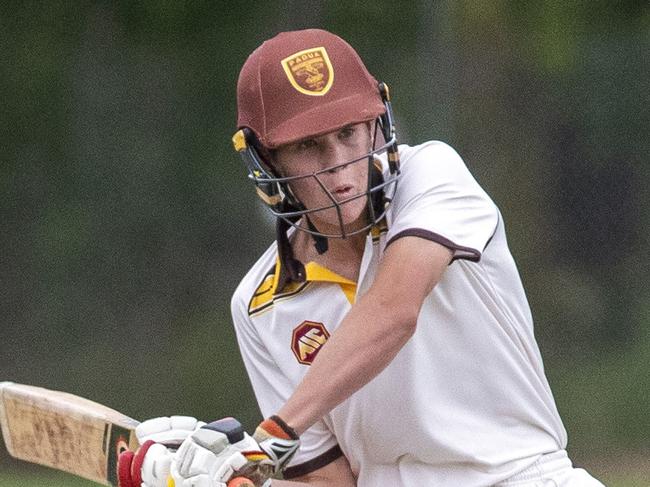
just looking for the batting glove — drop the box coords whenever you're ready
[252,416,300,476]
[118,416,205,487]
[171,416,300,487]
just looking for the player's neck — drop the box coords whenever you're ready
[292,231,366,282]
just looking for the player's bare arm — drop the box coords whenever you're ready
[278,235,452,435]
[272,455,355,487]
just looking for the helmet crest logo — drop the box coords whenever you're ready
[281,47,334,96]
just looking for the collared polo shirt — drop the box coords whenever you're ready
[231,141,567,486]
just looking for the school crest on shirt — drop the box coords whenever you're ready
[281,47,334,96]
[291,321,330,365]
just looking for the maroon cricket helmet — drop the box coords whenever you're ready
[236,29,386,148]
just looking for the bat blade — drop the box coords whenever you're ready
[0,382,140,486]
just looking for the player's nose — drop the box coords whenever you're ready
[320,142,350,173]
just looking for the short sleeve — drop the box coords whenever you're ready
[230,292,342,476]
[386,142,498,261]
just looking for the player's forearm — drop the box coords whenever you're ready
[272,480,312,487]
[272,476,349,487]
[277,238,452,435]
[278,290,418,435]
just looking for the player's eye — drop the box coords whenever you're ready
[338,125,355,140]
[296,139,317,150]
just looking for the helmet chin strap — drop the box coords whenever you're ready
[306,218,329,254]
[276,216,306,287]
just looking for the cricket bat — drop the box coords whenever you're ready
[0,382,253,487]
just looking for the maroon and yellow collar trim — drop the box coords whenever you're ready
[248,257,357,316]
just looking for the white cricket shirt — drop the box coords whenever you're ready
[231,141,568,486]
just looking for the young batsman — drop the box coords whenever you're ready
[119,29,606,487]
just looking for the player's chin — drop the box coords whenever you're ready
[341,203,369,229]
[312,199,369,234]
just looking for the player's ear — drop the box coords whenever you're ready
[250,138,284,179]
[265,148,283,177]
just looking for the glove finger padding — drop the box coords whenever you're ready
[203,419,275,485]
[172,418,276,487]
[118,440,160,487]
[174,428,229,477]
[140,443,175,487]
[137,416,206,448]
[118,450,136,487]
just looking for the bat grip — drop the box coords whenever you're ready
[228,477,256,487]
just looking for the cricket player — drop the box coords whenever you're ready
[119,29,606,487]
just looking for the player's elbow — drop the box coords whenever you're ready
[396,306,420,339]
[378,296,420,341]
[362,283,421,346]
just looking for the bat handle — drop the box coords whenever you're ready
[166,476,254,487]
[228,477,255,487]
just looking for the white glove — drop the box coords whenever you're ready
[137,416,207,448]
[140,416,206,487]
[139,442,175,487]
[171,418,276,487]
[118,416,205,487]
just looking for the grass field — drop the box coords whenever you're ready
[0,466,647,487]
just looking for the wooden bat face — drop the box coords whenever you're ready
[0,382,140,486]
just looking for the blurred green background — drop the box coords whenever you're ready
[1,1,648,485]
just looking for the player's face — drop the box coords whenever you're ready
[273,123,373,234]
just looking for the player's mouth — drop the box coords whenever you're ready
[332,184,355,199]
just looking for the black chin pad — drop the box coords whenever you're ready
[306,218,329,254]
[314,234,329,254]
